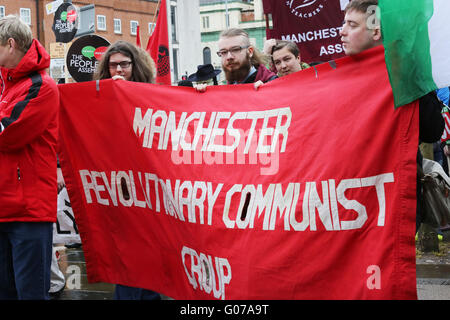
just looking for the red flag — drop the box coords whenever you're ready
[147,0,171,85]
[58,46,418,299]
[136,25,141,48]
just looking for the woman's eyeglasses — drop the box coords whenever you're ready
[109,61,133,69]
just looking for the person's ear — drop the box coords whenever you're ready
[248,45,254,58]
[7,38,18,52]
[372,28,382,42]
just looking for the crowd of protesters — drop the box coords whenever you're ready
[0,0,449,300]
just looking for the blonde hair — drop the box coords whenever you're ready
[0,15,33,53]
[219,28,269,67]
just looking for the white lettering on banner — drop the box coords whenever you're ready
[79,170,394,232]
[132,107,292,155]
[181,246,231,300]
[79,169,223,226]
[319,44,344,56]
[223,173,393,231]
[281,27,344,58]
[287,1,325,19]
[281,27,343,43]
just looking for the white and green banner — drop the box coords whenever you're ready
[380,0,450,108]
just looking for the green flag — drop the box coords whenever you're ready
[379,0,450,108]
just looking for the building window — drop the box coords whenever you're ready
[202,16,209,29]
[172,48,178,82]
[97,15,106,31]
[170,4,177,43]
[148,22,156,35]
[20,8,31,25]
[114,19,122,34]
[0,6,5,19]
[130,20,138,35]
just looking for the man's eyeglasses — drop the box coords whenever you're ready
[109,61,132,69]
[217,45,250,57]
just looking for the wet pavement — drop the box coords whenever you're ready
[51,231,450,300]
[52,245,115,300]
[416,235,450,299]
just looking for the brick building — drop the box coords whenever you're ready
[0,0,159,49]
[1,0,204,83]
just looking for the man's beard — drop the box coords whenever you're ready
[222,54,252,83]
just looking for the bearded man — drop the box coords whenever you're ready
[217,28,276,84]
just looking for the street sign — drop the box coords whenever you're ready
[52,2,79,43]
[49,42,69,58]
[66,35,110,82]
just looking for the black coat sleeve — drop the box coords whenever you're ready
[419,91,445,143]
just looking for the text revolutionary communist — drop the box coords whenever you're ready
[79,169,394,231]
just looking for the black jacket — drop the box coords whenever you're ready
[419,91,445,143]
[416,91,445,231]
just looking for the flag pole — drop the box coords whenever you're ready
[146,0,161,50]
[152,0,162,25]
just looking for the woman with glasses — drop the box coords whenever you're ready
[94,40,155,83]
[93,40,160,300]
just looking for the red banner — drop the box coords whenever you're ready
[147,0,171,85]
[58,46,418,299]
[263,0,347,64]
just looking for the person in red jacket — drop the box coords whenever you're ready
[0,15,58,300]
